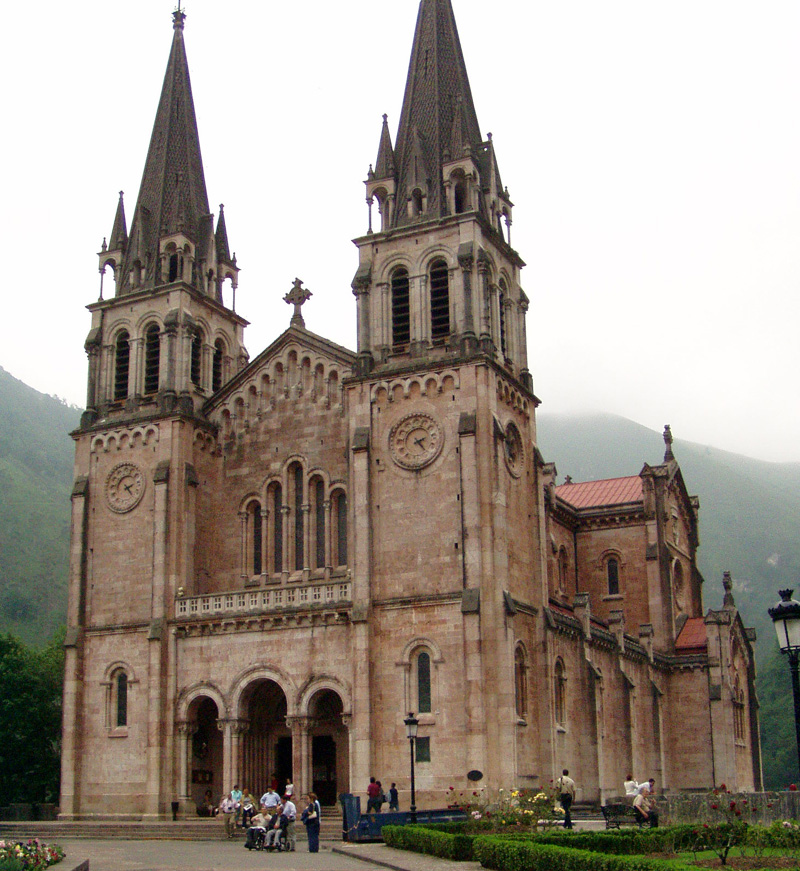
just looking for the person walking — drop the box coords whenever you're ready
[366,776,381,812]
[388,782,399,811]
[219,792,237,839]
[301,792,321,852]
[557,769,576,830]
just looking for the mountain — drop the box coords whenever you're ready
[537,412,800,666]
[0,367,81,645]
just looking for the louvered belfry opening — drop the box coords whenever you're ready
[212,340,224,392]
[190,329,203,386]
[144,325,161,395]
[498,279,508,358]
[114,331,130,401]
[429,259,450,341]
[391,268,411,348]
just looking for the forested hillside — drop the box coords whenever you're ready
[0,367,80,645]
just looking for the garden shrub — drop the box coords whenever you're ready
[381,824,475,861]
[473,835,696,871]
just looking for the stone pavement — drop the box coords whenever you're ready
[54,821,606,871]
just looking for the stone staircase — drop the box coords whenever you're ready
[0,813,343,842]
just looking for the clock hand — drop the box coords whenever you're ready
[123,482,133,493]
[414,436,426,448]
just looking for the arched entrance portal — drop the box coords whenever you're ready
[187,696,223,810]
[308,689,349,806]
[240,680,290,796]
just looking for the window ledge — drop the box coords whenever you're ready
[555,724,567,734]
[516,717,527,727]
[417,714,436,726]
[109,727,129,738]
[602,594,624,602]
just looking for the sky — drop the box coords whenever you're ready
[2,1,799,462]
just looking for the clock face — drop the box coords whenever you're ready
[105,462,146,513]
[389,413,444,470]
[504,422,524,477]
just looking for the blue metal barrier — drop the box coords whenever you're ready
[339,793,467,842]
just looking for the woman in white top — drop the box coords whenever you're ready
[624,775,638,796]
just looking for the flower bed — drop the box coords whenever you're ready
[0,840,65,871]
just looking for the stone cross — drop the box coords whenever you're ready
[284,278,312,328]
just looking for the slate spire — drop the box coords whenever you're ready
[117,8,211,294]
[374,114,395,180]
[391,0,483,225]
[109,191,128,252]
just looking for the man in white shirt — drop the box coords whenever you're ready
[556,769,576,830]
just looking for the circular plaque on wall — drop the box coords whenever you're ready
[504,421,524,477]
[105,462,146,513]
[388,413,444,470]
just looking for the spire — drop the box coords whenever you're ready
[374,114,395,180]
[392,0,483,225]
[109,191,128,251]
[215,204,231,264]
[117,8,211,294]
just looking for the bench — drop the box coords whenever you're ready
[601,803,645,829]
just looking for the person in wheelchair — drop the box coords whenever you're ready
[243,808,269,850]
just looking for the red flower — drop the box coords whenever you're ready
[449,786,454,791]
[791,784,798,791]
[719,783,727,791]
[735,810,742,817]
[703,824,709,828]
[711,804,718,810]
[473,792,478,796]
[730,801,736,811]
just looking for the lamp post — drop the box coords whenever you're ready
[768,589,800,781]
[404,712,419,823]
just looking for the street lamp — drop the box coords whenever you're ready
[404,712,419,823]
[768,589,800,780]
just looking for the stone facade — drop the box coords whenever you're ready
[59,1,761,820]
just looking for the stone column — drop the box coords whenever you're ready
[287,716,311,795]
[218,719,234,795]
[478,256,493,352]
[281,505,291,581]
[230,719,250,789]
[302,504,311,582]
[239,511,248,580]
[176,721,197,802]
[260,506,269,583]
[458,244,477,354]
[323,499,332,580]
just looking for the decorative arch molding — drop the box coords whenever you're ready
[418,244,456,274]
[90,425,159,453]
[296,674,353,717]
[134,311,165,334]
[229,664,297,718]
[398,635,445,667]
[193,430,217,453]
[494,377,529,414]
[238,491,262,513]
[101,659,138,686]
[176,680,228,721]
[370,369,461,403]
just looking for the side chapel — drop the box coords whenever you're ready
[60,0,762,819]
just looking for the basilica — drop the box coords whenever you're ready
[59,0,761,819]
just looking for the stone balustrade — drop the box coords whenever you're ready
[175,581,351,620]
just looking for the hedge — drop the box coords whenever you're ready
[473,835,696,871]
[381,824,476,861]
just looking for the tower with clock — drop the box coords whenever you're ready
[60,1,761,821]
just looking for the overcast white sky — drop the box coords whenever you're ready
[2,1,799,462]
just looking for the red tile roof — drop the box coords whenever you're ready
[555,476,643,510]
[675,617,707,652]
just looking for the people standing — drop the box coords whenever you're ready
[231,784,243,827]
[388,782,399,811]
[366,776,381,812]
[282,795,297,851]
[219,792,237,839]
[284,778,294,800]
[240,788,256,827]
[301,792,321,853]
[557,769,576,830]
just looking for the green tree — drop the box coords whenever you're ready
[0,629,64,803]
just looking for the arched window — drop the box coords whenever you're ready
[269,483,283,574]
[411,188,423,216]
[292,464,304,571]
[429,260,450,341]
[454,178,468,214]
[247,500,262,577]
[144,324,160,395]
[212,339,224,393]
[333,490,347,567]
[391,267,410,348]
[311,477,325,570]
[417,650,432,714]
[114,331,130,401]
[557,546,569,593]
[115,671,128,727]
[673,560,685,610]
[168,250,183,283]
[733,675,745,742]
[498,279,508,358]
[515,645,528,718]
[554,659,566,727]
[607,557,620,596]
[191,329,203,387]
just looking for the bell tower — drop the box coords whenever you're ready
[83,7,247,429]
[353,0,530,392]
